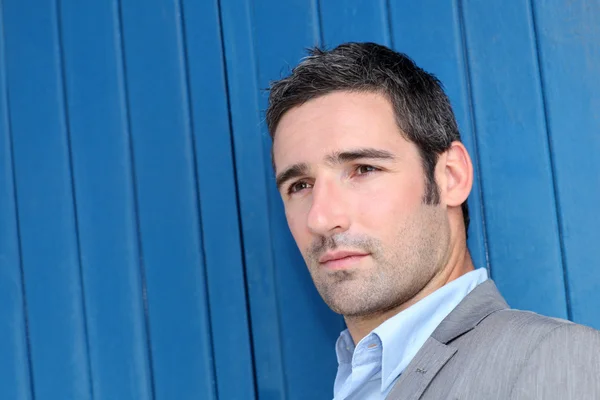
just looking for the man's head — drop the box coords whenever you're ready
[268,43,474,317]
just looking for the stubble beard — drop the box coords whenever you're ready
[305,205,449,318]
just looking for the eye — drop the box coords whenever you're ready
[355,164,379,175]
[288,180,312,195]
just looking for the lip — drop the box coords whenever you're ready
[319,250,369,270]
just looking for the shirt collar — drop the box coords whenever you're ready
[335,329,355,365]
[334,268,488,394]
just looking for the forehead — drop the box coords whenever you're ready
[272,91,408,170]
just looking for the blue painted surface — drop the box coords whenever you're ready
[219,0,286,398]
[118,0,223,398]
[2,1,92,398]
[0,8,32,397]
[532,0,600,330]
[182,0,256,398]
[320,0,390,46]
[58,1,154,398]
[461,0,568,318]
[0,1,598,399]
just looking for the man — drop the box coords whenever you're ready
[266,42,600,399]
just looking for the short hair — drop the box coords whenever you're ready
[266,42,470,234]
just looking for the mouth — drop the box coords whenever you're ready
[318,250,369,270]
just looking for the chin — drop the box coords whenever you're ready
[324,295,383,317]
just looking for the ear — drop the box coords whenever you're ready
[442,141,473,207]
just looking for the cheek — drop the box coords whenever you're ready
[355,178,423,228]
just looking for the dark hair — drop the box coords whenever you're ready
[266,42,470,234]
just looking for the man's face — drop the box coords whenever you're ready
[273,91,451,317]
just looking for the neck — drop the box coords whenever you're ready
[344,240,475,345]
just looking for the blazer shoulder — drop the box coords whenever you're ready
[485,309,600,358]
[444,308,600,399]
[467,307,599,358]
[509,320,600,399]
[476,308,600,366]
[489,308,572,325]
[478,308,574,340]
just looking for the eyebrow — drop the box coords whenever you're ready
[325,148,396,164]
[275,147,396,191]
[275,162,309,191]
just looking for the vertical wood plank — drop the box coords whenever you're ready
[319,0,390,46]
[58,0,154,398]
[532,0,600,328]
[0,3,33,398]
[118,0,226,397]
[181,0,256,398]
[218,0,286,397]
[2,0,93,397]
[461,0,567,317]
[388,0,489,274]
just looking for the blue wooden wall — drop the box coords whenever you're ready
[0,1,598,399]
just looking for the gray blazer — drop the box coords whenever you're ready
[386,280,600,399]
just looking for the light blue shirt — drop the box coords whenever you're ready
[333,268,489,400]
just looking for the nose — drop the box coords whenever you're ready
[306,179,350,236]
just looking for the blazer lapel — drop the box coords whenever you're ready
[385,280,509,400]
[385,337,457,400]
[430,280,509,345]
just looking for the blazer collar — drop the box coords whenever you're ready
[386,279,509,400]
